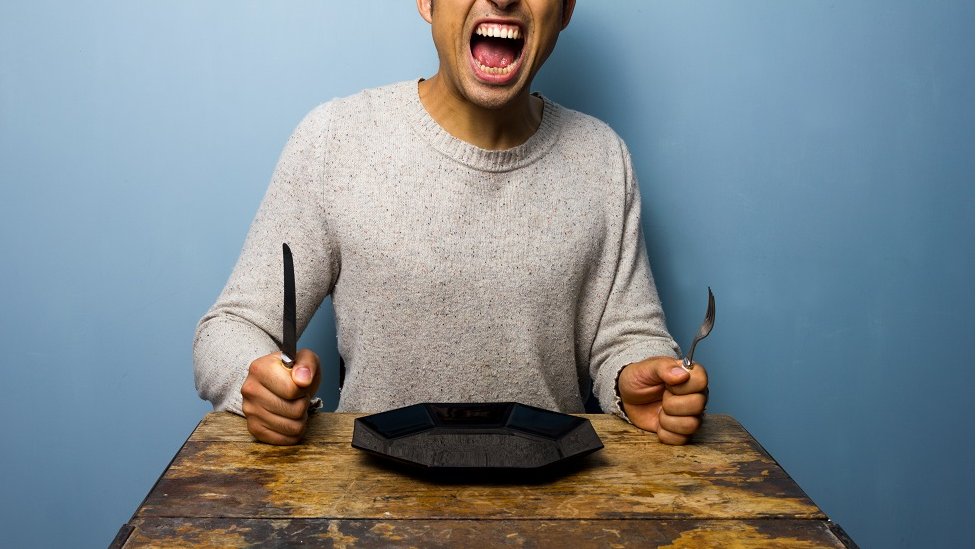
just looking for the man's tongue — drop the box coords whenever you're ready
[472,38,520,68]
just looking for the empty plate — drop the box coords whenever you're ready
[352,402,604,470]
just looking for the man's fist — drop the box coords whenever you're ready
[241,349,321,445]
[617,356,708,445]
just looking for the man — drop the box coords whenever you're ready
[194,0,708,446]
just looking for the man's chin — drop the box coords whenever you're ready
[468,90,519,110]
[462,77,529,110]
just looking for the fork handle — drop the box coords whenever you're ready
[681,356,695,371]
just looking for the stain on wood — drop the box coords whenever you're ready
[123,518,850,548]
[125,413,851,547]
[189,412,754,445]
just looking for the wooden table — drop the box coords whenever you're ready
[114,413,856,548]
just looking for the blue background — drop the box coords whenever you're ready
[0,1,971,547]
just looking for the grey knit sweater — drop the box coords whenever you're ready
[193,80,679,418]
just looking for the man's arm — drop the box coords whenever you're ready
[588,138,708,443]
[193,104,339,422]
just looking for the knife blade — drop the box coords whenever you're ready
[281,242,297,368]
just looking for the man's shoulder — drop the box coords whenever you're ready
[315,80,415,117]
[292,81,415,141]
[545,97,629,155]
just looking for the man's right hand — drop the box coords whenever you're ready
[241,349,321,445]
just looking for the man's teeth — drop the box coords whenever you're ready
[474,23,521,40]
[477,61,516,75]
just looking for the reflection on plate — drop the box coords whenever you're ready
[352,402,604,470]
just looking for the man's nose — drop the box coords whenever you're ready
[488,0,520,10]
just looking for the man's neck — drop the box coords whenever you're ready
[418,76,543,151]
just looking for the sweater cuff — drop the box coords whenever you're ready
[612,365,633,424]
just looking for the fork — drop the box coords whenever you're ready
[681,287,715,371]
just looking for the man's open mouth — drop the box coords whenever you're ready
[470,22,525,77]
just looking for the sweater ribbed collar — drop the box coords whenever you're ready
[402,79,562,173]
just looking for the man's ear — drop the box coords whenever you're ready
[561,0,576,30]
[417,0,433,24]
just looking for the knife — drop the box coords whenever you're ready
[281,243,297,369]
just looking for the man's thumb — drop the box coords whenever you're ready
[658,358,691,387]
[291,363,315,387]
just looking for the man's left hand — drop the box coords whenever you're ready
[617,356,709,445]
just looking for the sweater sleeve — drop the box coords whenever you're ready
[589,139,680,420]
[193,104,339,415]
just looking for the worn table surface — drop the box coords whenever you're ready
[116,413,855,548]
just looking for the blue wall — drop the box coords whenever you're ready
[0,1,971,547]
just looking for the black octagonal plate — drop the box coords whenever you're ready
[352,402,604,470]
